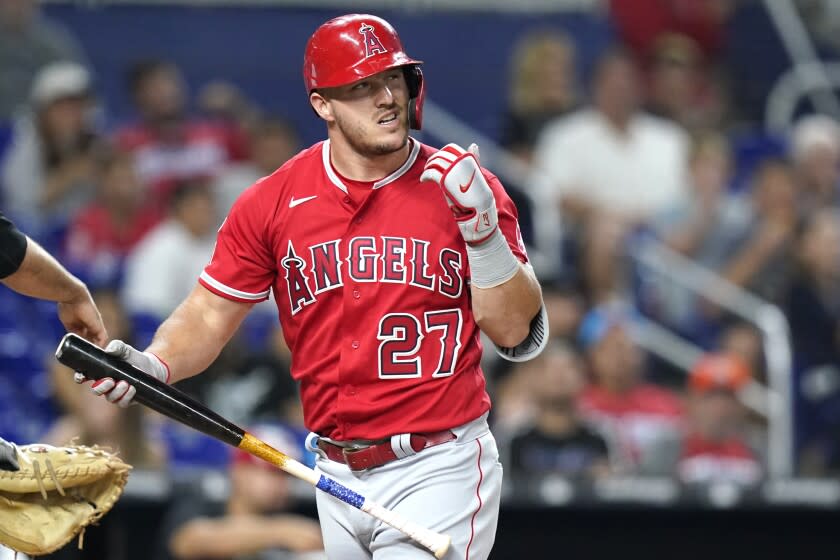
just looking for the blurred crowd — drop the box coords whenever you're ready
[3,0,840,557]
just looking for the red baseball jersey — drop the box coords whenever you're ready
[200,139,527,440]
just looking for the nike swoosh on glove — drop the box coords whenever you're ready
[73,339,170,408]
[420,143,498,245]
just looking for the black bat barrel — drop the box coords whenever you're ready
[55,333,245,448]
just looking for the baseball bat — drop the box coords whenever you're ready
[55,333,451,559]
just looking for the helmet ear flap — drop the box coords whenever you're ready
[403,65,425,130]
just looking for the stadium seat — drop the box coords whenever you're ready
[730,130,788,192]
[156,420,232,470]
[238,310,279,353]
[131,311,163,349]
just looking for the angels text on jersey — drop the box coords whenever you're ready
[281,235,464,315]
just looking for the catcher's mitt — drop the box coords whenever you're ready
[0,443,131,556]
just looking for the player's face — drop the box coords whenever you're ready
[318,68,410,157]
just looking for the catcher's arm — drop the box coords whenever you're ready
[0,213,107,346]
[0,437,18,471]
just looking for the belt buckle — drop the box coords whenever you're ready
[341,445,371,471]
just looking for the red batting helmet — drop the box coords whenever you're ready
[303,14,426,129]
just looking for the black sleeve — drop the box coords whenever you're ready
[0,211,28,279]
[0,436,19,471]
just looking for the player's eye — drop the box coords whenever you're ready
[352,81,370,91]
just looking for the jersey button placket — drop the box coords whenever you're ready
[337,268,357,438]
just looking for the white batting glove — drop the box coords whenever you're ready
[421,143,498,245]
[73,339,169,408]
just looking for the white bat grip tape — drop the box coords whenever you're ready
[362,500,452,558]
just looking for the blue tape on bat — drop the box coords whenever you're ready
[316,475,365,509]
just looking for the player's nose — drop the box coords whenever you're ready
[375,84,395,106]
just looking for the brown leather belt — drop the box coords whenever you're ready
[317,430,456,471]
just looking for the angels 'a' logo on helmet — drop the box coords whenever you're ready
[359,22,388,58]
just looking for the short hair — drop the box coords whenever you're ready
[590,47,637,86]
[126,59,176,96]
[508,28,577,113]
[168,178,211,211]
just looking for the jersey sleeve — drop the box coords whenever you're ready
[199,182,276,302]
[0,211,28,279]
[485,172,529,264]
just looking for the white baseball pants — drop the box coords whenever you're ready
[307,413,502,559]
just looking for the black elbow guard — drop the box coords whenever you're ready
[0,213,28,279]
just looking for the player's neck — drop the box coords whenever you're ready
[328,136,412,182]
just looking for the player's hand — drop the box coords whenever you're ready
[73,340,169,408]
[420,142,498,245]
[57,289,108,348]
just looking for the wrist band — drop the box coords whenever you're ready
[148,352,171,383]
[466,229,520,289]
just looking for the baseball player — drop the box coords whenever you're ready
[80,13,547,559]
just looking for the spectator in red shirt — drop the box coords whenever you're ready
[64,149,160,284]
[678,353,762,485]
[114,59,247,206]
[577,301,684,474]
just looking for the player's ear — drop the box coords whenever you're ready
[309,92,334,123]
